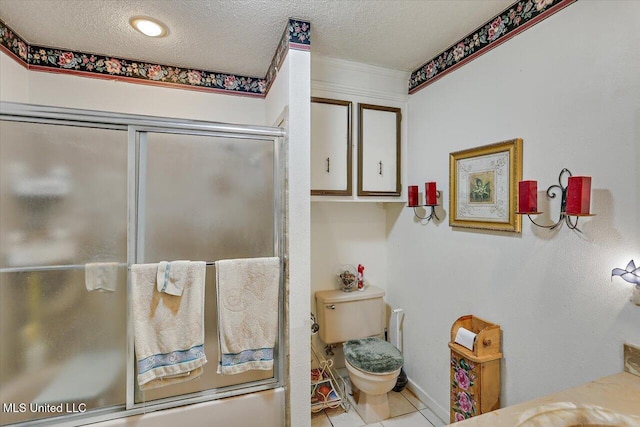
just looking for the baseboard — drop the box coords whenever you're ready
[405,377,449,423]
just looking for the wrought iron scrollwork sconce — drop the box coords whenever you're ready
[410,199,440,223]
[516,168,594,233]
[407,182,440,223]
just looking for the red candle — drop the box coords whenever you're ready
[566,176,591,215]
[425,182,438,205]
[408,185,419,207]
[518,180,538,213]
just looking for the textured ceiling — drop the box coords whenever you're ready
[0,0,513,77]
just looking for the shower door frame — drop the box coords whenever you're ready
[0,101,287,426]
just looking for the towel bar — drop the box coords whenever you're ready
[1,260,226,274]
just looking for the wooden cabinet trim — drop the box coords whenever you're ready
[311,97,353,196]
[357,103,402,197]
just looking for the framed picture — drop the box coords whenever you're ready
[449,138,522,232]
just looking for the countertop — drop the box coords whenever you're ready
[453,372,640,426]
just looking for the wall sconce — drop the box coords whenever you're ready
[612,260,640,306]
[516,168,594,232]
[407,182,440,223]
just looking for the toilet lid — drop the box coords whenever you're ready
[343,337,403,374]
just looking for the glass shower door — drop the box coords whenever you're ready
[0,102,285,425]
[0,120,128,425]
[133,130,279,403]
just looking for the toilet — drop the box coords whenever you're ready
[315,286,403,423]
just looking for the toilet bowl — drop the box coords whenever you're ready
[314,286,404,423]
[343,337,403,423]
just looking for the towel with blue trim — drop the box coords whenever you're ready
[215,257,280,375]
[131,262,207,390]
[156,260,190,296]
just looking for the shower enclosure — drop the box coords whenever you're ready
[0,102,286,425]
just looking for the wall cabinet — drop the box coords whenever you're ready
[310,97,352,196]
[310,88,404,201]
[357,103,401,197]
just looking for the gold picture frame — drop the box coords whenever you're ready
[449,138,522,232]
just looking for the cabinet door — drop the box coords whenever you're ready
[358,103,401,196]
[311,98,352,196]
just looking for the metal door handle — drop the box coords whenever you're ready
[379,160,383,175]
[326,157,330,173]
[326,304,336,310]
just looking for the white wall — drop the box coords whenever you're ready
[0,54,28,102]
[0,55,265,125]
[311,202,389,295]
[389,0,640,419]
[266,49,312,427]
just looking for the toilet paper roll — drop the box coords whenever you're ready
[454,327,477,351]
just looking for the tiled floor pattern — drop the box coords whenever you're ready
[311,382,446,427]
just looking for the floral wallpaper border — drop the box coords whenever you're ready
[0,17,311,98]
[0,18,28,64]
[409,0,577,94]
[264,18,311,94]
[288,18,311,50]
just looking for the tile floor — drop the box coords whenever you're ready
[311,379,446,427]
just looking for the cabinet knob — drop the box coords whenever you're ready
[326,304,336,310]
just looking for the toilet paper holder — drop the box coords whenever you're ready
[449,315,502,423]
[449,315,501,359]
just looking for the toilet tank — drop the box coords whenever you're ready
[315,286,385,344]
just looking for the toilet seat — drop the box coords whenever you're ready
[343,337,403,374]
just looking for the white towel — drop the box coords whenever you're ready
[215,257,280,375]
[157,260,190,296]
[131,262,207,390]
[85,262,120,292]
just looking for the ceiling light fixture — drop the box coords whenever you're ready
[130,16,168,38]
